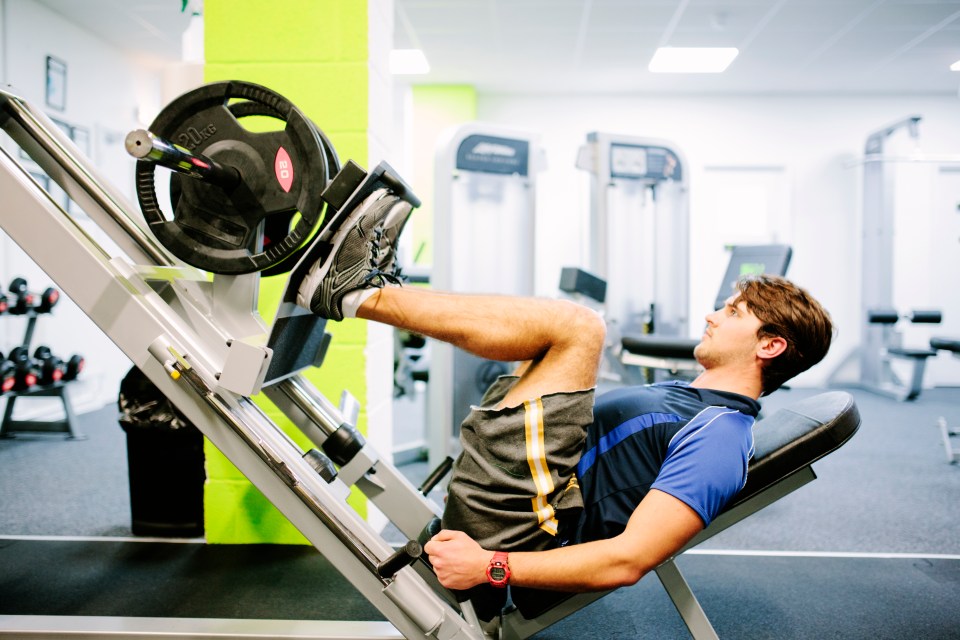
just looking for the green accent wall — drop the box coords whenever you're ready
[202,0,372,544]
[409,85,476,267]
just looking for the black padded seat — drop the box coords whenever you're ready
[621,334,700,360]
[886,346,937,359]
[729,391,860,510]
[930,337,960,353]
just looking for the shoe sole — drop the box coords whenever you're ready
[295,188,393,316]
[378,199,415,272]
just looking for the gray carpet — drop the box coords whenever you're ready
[2,386,960,638]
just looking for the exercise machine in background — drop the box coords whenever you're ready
[828,115,954,401]
[563,244,792,385]
[428,124,542,469]
[929,337,960,462]
[619,244,792,381]
[576,133,690,364]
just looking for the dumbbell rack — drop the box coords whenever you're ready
[0,305,83,439]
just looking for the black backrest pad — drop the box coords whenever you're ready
[727,391,860,511]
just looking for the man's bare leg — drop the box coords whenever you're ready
[293,190,604,405]
[358,287,605,407]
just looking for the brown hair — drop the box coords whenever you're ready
[736,275,833,396]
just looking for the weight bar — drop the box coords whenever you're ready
[125,129,241,191]
[867,308,942,324]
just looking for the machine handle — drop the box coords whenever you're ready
[377,540,423,579]
[418,456,454,496]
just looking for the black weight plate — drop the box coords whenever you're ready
[165,99,341,278]
[136,81,330,274]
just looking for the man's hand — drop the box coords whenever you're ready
[423,529,490,590]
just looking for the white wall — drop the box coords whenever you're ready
[0,0,164,414]
[474,93,960,387]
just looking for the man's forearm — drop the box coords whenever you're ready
[425,490,704,592]
[507,538,645,591]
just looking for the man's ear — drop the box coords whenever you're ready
[757,336,787,361]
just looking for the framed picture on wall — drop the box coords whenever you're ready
[45,56,67,111]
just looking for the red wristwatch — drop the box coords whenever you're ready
[486,551,510,588]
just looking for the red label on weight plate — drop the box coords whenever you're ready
[275,147,294,192]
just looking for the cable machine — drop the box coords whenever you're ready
[575,132,689,381]
[428,124,541,468]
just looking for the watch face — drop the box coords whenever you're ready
[490,567,506,581]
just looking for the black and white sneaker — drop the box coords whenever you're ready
[377,198,415,278]
[296,188,400,320]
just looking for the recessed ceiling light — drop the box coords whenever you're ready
[649,47,739,74]
[951,58,960,71]
[390,49,430,75]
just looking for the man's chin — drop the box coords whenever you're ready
[692,343,708,368]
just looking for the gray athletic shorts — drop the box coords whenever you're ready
[441,376,595,551]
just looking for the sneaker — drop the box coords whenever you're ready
[296,188,399,320]
[377,198,415,278]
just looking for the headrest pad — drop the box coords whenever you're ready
[731,391,860,509]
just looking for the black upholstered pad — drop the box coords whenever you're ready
[730,391,860,510]
[887,347,937,358]
[930,336,960,353]
[621,334,701,359]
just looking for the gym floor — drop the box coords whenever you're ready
[1,385,959,638]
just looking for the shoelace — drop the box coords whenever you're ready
[361,267,405,288]
[361,226,405,287]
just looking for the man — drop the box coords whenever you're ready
[296,188,833,600]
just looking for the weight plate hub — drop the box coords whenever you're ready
[136,81,333,275]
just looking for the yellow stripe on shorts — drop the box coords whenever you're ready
[524,398,558,536]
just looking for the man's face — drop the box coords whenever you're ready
[693,294,765,369]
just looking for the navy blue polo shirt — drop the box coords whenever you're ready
[575,381,760,542]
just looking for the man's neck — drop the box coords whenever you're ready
[689,366,762,399]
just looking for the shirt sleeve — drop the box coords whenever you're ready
[649,407,755,526]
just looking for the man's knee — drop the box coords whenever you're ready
[559,300,606,356]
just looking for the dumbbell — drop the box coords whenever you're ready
[37,287,59,314]
[63,354,84,381]
[8,278,34,314]
[7,346,39,391]
[0,352,14,394]
[33,346,65,385]
[7,278,59,315]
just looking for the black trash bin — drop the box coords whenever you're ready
[118,366,205,537]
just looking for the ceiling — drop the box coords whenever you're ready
[36,0,195,66]
[36,0,960,94]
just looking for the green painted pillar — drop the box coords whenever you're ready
[202,0,395,544]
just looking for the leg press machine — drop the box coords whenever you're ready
[0,85,860,639]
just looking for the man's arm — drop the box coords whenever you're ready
[424,489,704,592]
